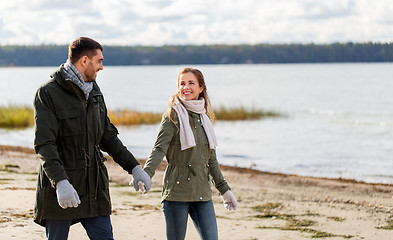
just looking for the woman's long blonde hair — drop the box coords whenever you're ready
[167,67,216,124]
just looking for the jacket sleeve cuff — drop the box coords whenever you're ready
[216,181,231,195]
[50,172,69,188]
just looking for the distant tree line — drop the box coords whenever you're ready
[0,42,392,66]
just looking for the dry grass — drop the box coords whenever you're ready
[0,105,282,129]
[107,109,162,125]
[0,105,34,128]
[214,106,282,121]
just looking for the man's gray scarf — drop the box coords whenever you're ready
[63,59,93,100]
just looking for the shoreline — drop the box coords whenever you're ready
[1,144,393,239]
[1,144,391,187]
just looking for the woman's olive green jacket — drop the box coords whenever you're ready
[143,110,230,202]
[33,65,140,226]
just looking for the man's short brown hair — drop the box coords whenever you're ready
[68,37,103,63]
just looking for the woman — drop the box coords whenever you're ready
[141,67,238,240]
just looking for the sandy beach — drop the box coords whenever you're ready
[0,144,392,240]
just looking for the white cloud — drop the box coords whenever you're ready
[0,0,392,45]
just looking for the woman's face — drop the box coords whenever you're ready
[178,72,203,101]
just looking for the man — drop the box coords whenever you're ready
[33,37,151,240]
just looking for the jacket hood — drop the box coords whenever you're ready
[50,64,74,94]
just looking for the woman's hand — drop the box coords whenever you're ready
[221,190,238,210]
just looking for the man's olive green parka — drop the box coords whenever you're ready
[33,65,140,226]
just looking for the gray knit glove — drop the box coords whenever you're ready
[56,179,81,209]
[129,165,152,193]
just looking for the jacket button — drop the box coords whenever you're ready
[199,197,203,200]
[187,177,190,181]
[176,181,180,184]
[188,164,191,167]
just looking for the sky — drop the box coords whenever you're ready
[0,0,392,46]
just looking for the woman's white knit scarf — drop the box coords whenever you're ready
[173,97,217,151]
[63,59,93,100]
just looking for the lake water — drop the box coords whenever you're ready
[1,63,393,184]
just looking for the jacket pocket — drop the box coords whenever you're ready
[66,169,87,198]
[56,110,82,136]
[163,165,180,195]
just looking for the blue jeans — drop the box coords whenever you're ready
[162,200,218,240]
[45,216,114,240]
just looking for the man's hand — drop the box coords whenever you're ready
[56,179,81,209]
[129,165,152,193]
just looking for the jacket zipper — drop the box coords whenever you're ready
[67,81,90,198]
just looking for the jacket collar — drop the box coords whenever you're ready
[51,64,102,99]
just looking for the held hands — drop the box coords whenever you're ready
[221,190,238,210]
[129,165,152,194]
[137,181,147,193]
[56,179,81,209]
